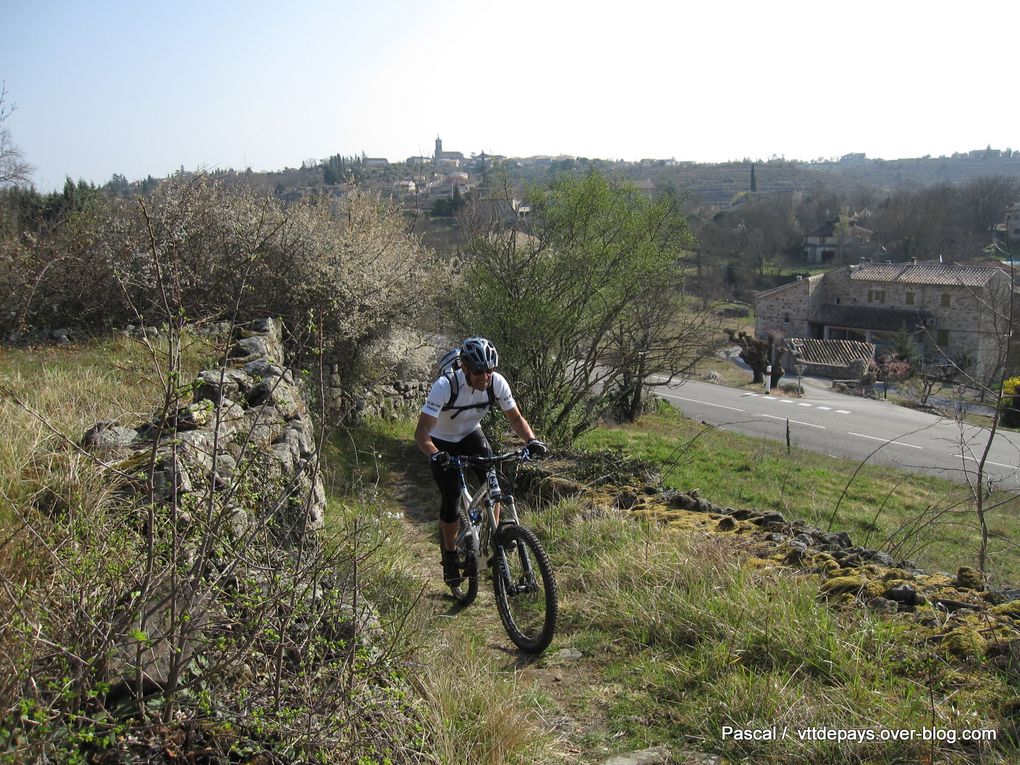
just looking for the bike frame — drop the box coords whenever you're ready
[450,454,523,561]
[443,447,556,652]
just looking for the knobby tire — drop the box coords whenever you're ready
[492,524,558,653]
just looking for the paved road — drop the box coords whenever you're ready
[653,377,1020,491]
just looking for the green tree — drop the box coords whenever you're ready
[430,186,466,217]
[452,172,715,443]
[323,154,345,185]
[891,323,919,366]
[105,173,131,197]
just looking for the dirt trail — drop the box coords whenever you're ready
[386,442,545,662]
[385,441,601,759]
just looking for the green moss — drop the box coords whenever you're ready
[819,575,867,596]
[991,601,1020,621]
[942,627,987,660]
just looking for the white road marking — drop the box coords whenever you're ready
[817,406,832,411]
[661,393,744,412]
[797,403,812,407]
[848,432,923,449]
[955,454,1019,471]
[836,410,852,414]
[762,414,826,429]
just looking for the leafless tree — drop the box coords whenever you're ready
[0,82,32,187]
[947,253,1018,575]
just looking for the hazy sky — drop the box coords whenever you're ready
[3,0,1016,191]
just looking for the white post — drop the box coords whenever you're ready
[765,365,772,395]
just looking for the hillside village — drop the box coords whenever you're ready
[169,133,1020,218]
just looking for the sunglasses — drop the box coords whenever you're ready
[467,366,495,376]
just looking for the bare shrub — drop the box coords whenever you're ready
[2,174,442,388]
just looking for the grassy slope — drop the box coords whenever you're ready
[4,339,1018,764]
[0,334,217,512]
[330,416,1019,765]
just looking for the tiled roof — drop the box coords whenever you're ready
[808,219,872,238]
[787,338,875,367]
[849,263,1000,287]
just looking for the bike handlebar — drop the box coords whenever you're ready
[448,446,537,469]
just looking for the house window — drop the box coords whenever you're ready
[783,313,790,324]
[937,329,950,346]
[940,293,951,307]
[868,289,886,304]
[905,291,915,305]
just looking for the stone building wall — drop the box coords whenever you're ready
[755,275,818,340]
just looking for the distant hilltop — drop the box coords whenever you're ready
[98,143,1020,211]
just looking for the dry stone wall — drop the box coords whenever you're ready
[82,317,325,539]
[323,374,429,421]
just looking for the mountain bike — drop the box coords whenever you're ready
[446,447,558,653]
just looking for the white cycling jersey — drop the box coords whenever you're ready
[422,369,516,441]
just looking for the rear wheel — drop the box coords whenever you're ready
[492,525,557,653]
[449,507,478,606]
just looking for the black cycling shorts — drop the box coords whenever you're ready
[431,428,493,523]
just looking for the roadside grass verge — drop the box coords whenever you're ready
[576,408,1020,585]
[525,498,1018,764]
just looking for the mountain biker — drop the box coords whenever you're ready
[414,336,547,587]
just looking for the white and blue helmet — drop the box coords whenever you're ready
[460,337,499,371]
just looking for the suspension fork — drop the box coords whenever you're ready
[455,468,480,557]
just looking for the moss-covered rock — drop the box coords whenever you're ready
[955,566,986,591]
[820,576,867,596]
[716,516,738,532]
[942,626,987,660]
[991,601,1020,621]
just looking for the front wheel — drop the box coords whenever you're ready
[492,525,558,653]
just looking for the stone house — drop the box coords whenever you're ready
[755,261,1014,381]
[803,217,873,264]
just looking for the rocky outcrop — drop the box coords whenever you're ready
[631,488,1020,665]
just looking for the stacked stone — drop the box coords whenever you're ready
[323,378,429,421]
[82,317,325,540]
